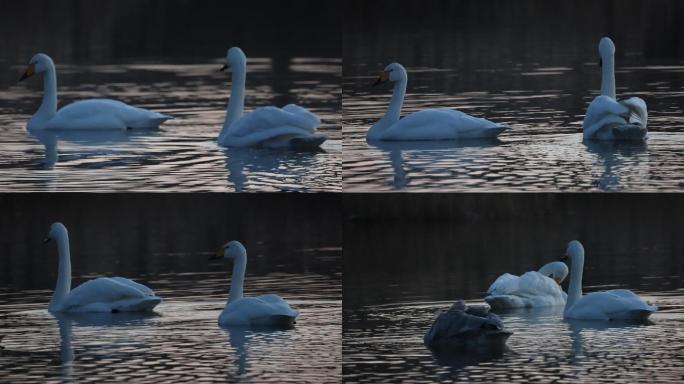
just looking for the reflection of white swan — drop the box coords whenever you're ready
[212,241,299,327]
[19,53,172,130]
[369,63,509,141]
[424,301,512,352]
[563,240,656,321]
[485,261,568,309]
[583,37,648,141]
[217,47,326,150]
[584,140,648,191]
[44,222,162,313]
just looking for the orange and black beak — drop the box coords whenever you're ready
[42,236,51,244]
[372,70,389,86]
[209,247,224,260]
[553,276,562,285]
[19,63,35,82]
[560,254,568,262]
[219,64,229,72]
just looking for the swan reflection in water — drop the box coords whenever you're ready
[583,139,648,191]
[221,326,295,377]
[27,128,159,169]
[368,138,503,190]
[221,146,325,192]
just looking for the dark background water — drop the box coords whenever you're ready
[344,193,684,308]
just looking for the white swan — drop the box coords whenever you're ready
[562,240,656,321]
[44,222,162,313]
[485,261,569,309]
[583,37,648,141]
[368,63,509,141]
[19,53,172,131]
[217,47,327,150]
[212,240,299,327]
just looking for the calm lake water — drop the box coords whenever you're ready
[343,0,684,192]
[343,194,684,383]
[0,1,341,192]
[0,194,342,383]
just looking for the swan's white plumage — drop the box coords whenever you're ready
[369,63,509,141]
[485,261,568,309]
[45,222,161,313]
[218,47,326,149]
[21,53,172,131]
[583,37,648,141]
[563,240,656,321]
[216,241,299,327]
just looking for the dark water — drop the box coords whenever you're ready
[0,1,341,192]
[343,0,684,192]
[343,194,684,382]
[0,194,342,383]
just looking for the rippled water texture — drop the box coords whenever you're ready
[343,194,684,382]
[343,0,684,191]
[0,1,341,192]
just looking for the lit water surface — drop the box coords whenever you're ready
[0,58,341,192]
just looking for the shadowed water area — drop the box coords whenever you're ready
[0,1,341,192]
[0,194,342,383]
[343,0,684,191]
[343,194,684,382]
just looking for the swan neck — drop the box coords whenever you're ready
[50,230,72,310]
[221,62,246,138]
[38,65,58,120]
[600,56,616,99]
[229,254,246,304]
[385,79,406,123]
[566,251,584,311]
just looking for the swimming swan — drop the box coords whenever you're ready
[562,240,656,321]
[424,300,512,352]
[211,240,299,327]
[217,47,327,150]
[369,63,509,141]
[583,37,648,141]
[485,261,569,309]
[44,222,162,313]
[19,54,172,130]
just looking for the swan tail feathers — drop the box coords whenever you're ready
[609,308,656,322]
[111,296,162,312]
[289,134,327,151]
[610,124,648,140]
[269,314,297,328]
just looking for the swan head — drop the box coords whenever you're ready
[212,240,247,260]
[19,53,54,82]
[43,222,68,244]
[372,62,407,86]
[561,240,584,263]
[598,37,615,67]
[220,47,246,72]
[537,261,569,284]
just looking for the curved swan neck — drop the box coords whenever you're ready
[384,79,406,124]
[566,250,584,311]
[221,61,246,137]
[33,63,58,125]
[600,55,616,99]
[49,228,72,310]
[228,253,246,303]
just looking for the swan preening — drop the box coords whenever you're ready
[217,47,327,150]
[44,222,162,313]
[583,37,648,141]
[211,240,299,328]
[485,261,569,309]
[562,240,656,321]
[20,54,172,131]
[424,301,512,352]
[369,63,509,141]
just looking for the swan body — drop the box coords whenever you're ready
[218,47,326,150]
[369,63,509,141]
[424,300,512,352]
[213,240,299,327]
[20,54,172,131]
[44,222,162,313]
[562,240,656,321]
[485,261,568,309]
[583,37,648,141]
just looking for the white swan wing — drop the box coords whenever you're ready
[566,289,656,320]
[220,295,299,326]
[583,95,647,140]
[229,105,320,137]
[486,273,519,296]
[381,109,507,141]
[515,271,566,305]
[60,277,159,312]
[42,99,172,130]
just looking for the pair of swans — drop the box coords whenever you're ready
[44,222,298,327]
[20,48,325,150]
[371,37,647,142]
